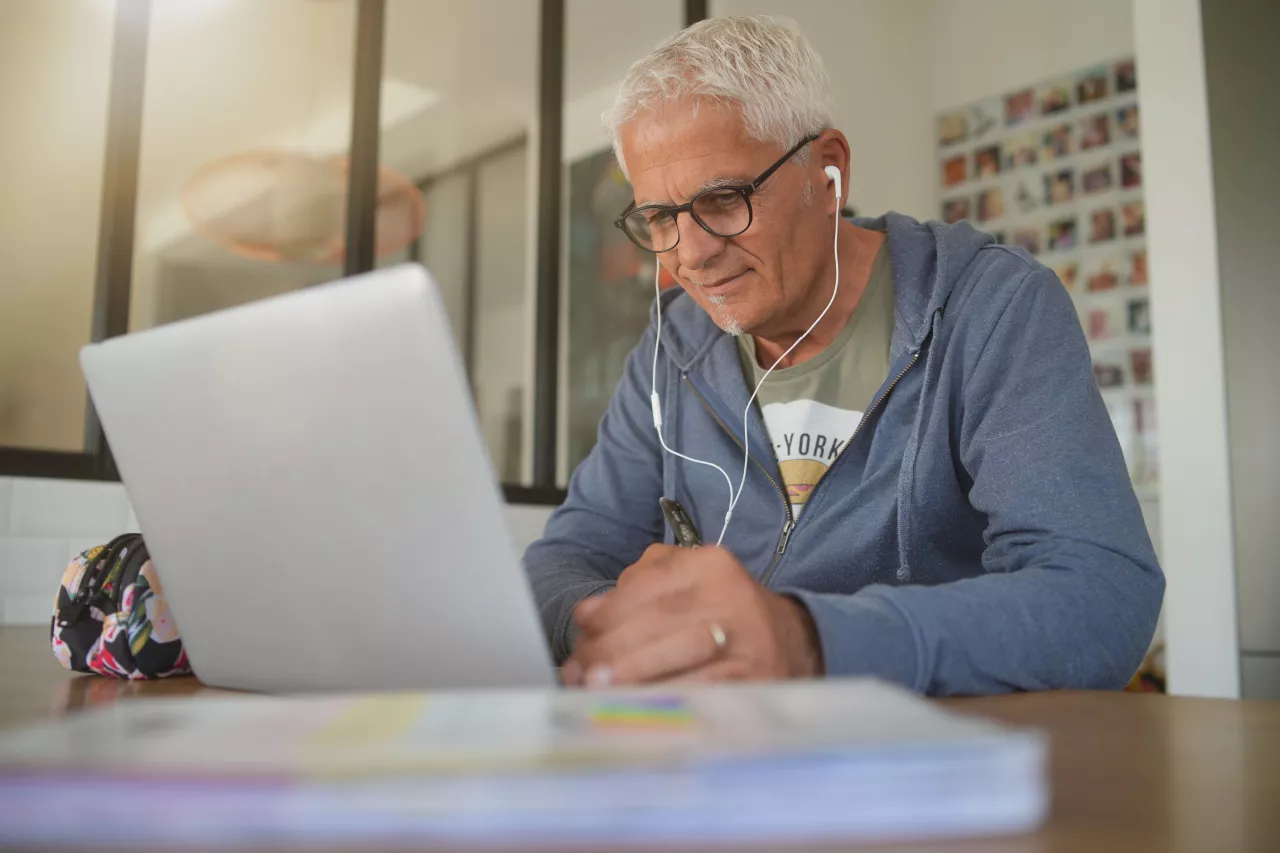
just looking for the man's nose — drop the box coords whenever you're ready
[673,212,725,272]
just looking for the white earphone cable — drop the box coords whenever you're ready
[717,195,841,545]
[649,165,844,548]
[650,263,736,530]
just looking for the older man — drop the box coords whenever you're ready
[524,17,1163,695]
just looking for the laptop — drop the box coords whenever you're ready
[79,264,557,692]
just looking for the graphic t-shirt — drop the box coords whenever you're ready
[736,244,894,518]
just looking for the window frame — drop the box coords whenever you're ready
[0,0,709,506]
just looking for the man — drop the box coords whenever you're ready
[524,17,1163,695]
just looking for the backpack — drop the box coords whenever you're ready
[51,534,191,680]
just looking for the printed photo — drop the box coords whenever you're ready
[1013,180,1039,213]
[942,154,967,187]
[1094,361,1125,389]
[1080,113,1111,150]
[1134,396,1157,434]
[1107,398,1136,464]
[1040,80,1072,115]
[1087,257,1122,292]
[1077,68,1109,104]
[1122,201,1146,237]
[1053,261,1079,290]
[976,187,1005,222]
[1116,59,1137,93]
[974,145,1002,179]
[938,111,967,147]
[1004,88,1036,126]
[1042,123,1072,161]
[1044,168,1075,205]
[1005,132,1038,169]
[1128,298,1151,334]
[1082,162,1114,194]
[1089,207,1117,243]
[969,100,999,139]
[1130,348,1153,384]
[1012,227,1042,256]
[1133,398,1159,483]
[1117,104,1140,138]
[1129,249,1149,286]
[942,196,970,224]
[1080,162,1111,193]
[1048,217,1078,253]
[1087,305,1123,341]
[1121,153,1142,190]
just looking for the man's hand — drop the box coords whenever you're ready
[560,544,824,687]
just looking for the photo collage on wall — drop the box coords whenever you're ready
[936,58,1156,494]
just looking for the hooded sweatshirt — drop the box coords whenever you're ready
[523,212,1164,696]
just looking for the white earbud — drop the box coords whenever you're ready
[824,165,843,200]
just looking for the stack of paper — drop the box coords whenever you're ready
[0,679,1046,846]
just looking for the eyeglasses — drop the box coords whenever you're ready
[614,133,821,254]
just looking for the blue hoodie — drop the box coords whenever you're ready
[524,213,1164,696]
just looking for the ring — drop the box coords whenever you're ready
[709,622,728,652]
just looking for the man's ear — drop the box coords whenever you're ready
[814,130,851,213]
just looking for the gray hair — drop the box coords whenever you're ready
[603,16,834,179]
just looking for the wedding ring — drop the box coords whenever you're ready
[709,622,728,652]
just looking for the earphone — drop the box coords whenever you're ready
[825,165,843,199]
[651,162,843,547]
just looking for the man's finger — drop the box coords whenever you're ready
[560,659,583,686]
[586,621,725,687]
[662,658,745,684]
[583,548,709,633]
[572,601,679,673]
[572,594,607,627]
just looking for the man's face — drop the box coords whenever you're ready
[619,101,833,337]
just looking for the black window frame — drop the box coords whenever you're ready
[0,0,709,505]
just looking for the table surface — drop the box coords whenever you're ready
[2,626,1278,852]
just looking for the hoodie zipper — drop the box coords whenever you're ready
[763,347,923,584]
[683,377,795,581]
[683,347,922,587]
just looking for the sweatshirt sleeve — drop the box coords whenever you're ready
[521,324,666,664]
[783,265,1164,695]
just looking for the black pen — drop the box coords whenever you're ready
[659,498,702,548]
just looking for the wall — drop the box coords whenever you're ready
[1201,0,1280,700]
[1132,0,1241,698]
[927,0,1135,113]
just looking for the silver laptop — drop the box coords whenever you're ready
[79,264,556,692]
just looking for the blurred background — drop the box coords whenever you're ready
[0,0,1274,699]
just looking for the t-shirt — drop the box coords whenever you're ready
[736,243,894,518]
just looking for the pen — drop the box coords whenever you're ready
[659,498,702,548]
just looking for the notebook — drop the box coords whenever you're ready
[0,679,1047,846]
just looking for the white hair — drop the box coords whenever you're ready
[603,16,834,178]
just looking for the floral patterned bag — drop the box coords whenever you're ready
[51,533,191,680]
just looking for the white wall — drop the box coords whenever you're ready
[1132,0,1241,698]
[927,0,1135,112]
[0,477,553,627]
[1200,0,1280,701]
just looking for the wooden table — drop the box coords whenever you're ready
[2,626,1277,852]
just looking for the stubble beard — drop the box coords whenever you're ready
[705,293,745,337]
